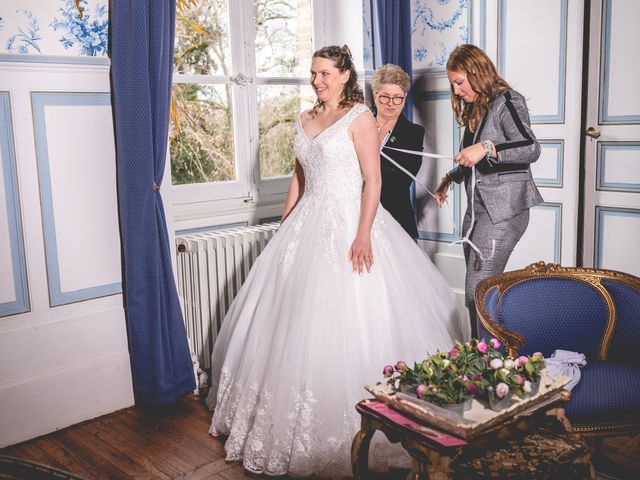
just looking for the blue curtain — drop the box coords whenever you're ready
[110,0,195,404]
[371,0,418,217]
[371,0,413,121]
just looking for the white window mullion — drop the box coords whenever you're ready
[257,75,310,197]
[228,0,259,202]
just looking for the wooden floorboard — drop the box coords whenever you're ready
[1,395,638,479]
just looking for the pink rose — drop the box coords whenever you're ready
[513,374,523,384]
[477,341,488,353]
[462,375,469,382]
[416,384,427,398]
[490,338,501,349]
[383,365,394,377]
[516,355,528,367]
[532,352,544,359]
[394,361,407,372]
[496,382,509,398]
[449,348,459,358]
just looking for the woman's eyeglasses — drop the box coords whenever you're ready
[377,94,406,106]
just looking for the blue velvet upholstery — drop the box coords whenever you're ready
[479,286,499,341]
[602,280,640,365]
[566,361,640,426]
[497,278,608,359]
[475,262,640,435]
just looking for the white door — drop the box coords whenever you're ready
[496,0,584,271]
[582,0,640,276]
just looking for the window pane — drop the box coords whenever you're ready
[258,84,314,179]
[254,0,313,77]
[174,0,232,76]
[170,83,236,185]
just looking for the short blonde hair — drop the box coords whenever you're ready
[371,64,411,94]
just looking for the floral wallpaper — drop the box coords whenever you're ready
[361,0,374,72]
[0,0,108,57]
[411,0,469,71]
[362,0,470,73]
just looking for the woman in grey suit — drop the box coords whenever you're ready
[434,44,543,339]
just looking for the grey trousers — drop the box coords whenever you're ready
[462,202,530,338]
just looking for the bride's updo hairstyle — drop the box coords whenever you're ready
[310,44,364,116]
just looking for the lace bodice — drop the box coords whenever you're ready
[294,103,371,202]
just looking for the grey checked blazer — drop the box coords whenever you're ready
[447,90,543,224]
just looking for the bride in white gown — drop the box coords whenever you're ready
[206,45,463,477]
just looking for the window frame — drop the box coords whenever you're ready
[171,0,312,205]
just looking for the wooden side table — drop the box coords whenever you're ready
[351,400,595,480]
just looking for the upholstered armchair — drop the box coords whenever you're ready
[475,262,640,436]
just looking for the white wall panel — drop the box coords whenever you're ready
[415,93,460,241]
[0,165,15,304]
[600,0,640,122]
[0,352,133,447]
[506,203,562,271]
[499,0,567,123]
[32,93,121,306]
[595,207,640,275]
[0,308,128,383]
[597,142,640,192]
[532,141,564,187]
[0,92,28,316]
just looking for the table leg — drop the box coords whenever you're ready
[351,427,375,479]
[424,449,454,480]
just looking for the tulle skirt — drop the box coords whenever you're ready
[206,194,464,477]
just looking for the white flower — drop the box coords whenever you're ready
[442,359,450,368]
[504,359,516,370]
[489,358,503,369]
[500,368,510,376]
[523,380,532,393]
[496,382,509,398]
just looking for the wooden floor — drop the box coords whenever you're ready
[1,395,638,479]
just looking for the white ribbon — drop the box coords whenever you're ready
[380,138,495,261]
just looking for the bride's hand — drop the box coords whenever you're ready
[348,235,373,274]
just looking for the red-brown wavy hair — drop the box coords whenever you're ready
[446,44,511,132]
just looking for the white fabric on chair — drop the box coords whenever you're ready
[545,350,587,391]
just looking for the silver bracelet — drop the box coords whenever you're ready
[481,139,494,160]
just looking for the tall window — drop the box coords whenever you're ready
[171,0,313,203]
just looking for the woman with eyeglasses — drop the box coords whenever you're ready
[372,64,424,239]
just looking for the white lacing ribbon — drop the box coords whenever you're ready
[380,139,495,261]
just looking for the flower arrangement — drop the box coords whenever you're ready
[383,338,546,411]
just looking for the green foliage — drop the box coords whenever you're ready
[383,339,547,407]
[171,0,306,185]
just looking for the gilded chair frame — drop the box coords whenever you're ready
[474,261,640,435]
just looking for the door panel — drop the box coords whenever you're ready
[583,0,640,275]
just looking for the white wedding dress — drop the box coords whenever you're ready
[206,103,463,477]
